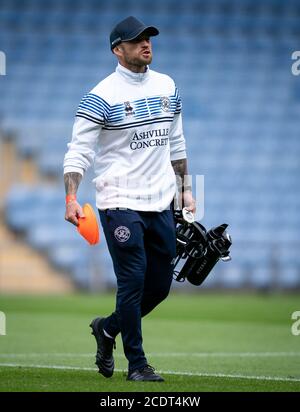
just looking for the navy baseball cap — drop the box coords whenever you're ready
[110,16,159,50]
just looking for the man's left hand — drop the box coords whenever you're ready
[178,190,196,215]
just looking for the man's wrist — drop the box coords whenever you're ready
[66,194,77,204]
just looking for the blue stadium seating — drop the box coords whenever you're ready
[1,0,299,289]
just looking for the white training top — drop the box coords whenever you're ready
[63,63,187,211]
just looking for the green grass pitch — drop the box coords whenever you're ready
[0,292,300,392]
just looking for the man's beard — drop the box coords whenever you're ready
[125,54,152,68]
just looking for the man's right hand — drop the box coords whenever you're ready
[65,200,85,227]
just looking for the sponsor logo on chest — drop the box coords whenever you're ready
[130,128,169,150]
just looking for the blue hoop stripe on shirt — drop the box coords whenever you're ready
[76,89,182,125]
[103,115,174,130]
[76,112,105,125]
[78,100,109,117]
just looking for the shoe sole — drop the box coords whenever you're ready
[89,317,114,378]
[127,377,164,382]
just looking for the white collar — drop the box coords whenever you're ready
[116,63,150,84]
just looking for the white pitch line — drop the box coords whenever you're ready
[0,363,96,372]
[0,352,299,358]
[0,362,300,383]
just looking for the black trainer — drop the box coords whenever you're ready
[89,317,115,378]
[127,364,164,382]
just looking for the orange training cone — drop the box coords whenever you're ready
[77,203,100,245]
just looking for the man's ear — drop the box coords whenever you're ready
[113,45,122,57]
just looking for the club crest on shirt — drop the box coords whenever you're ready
[124,101,135,116]
[114,226,131,242]
[160,96,171,112]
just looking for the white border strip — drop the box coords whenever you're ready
[0,363,300,383]
[0,352,299,358]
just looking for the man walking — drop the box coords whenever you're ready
[64,16,195,382]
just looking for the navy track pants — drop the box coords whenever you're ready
[98,205,176,372]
